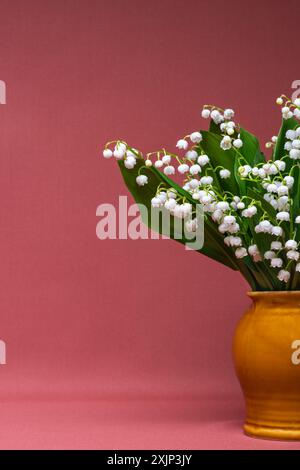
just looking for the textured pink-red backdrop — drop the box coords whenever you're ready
[0,0,299,449]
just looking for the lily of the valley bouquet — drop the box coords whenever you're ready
[103,95,300,292]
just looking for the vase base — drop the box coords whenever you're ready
[244,423,300,441]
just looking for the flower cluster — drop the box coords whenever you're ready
[103,94,300,289]
[276,95,300,120]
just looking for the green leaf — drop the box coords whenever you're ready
[239,128,265,166]
[273,117,298,161]
[246,216,282,290]
[204,126,263,196]
[209,119,221,135]
[245,193,283,290]
[118,159,279,289]
[118,159,242,271]
[234,157,246,196]
[208,123,265,165]
[247,188,277,221]
[199,131,240,194]
[291,164,300,240]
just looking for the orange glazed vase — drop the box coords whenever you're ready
[233,291,300,440]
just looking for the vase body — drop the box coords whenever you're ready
[233,291,300,440]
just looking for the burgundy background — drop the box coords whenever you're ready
[0,0,299,449]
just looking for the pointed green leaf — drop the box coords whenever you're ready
[239,128,265,166]
[118,159,241,271]
[199,131,240,194]
[247,188,277,221]
[209,119,221,135]
[291,164,300,239]
[273,117,298,161]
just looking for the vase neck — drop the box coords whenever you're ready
[248,291,300,308]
